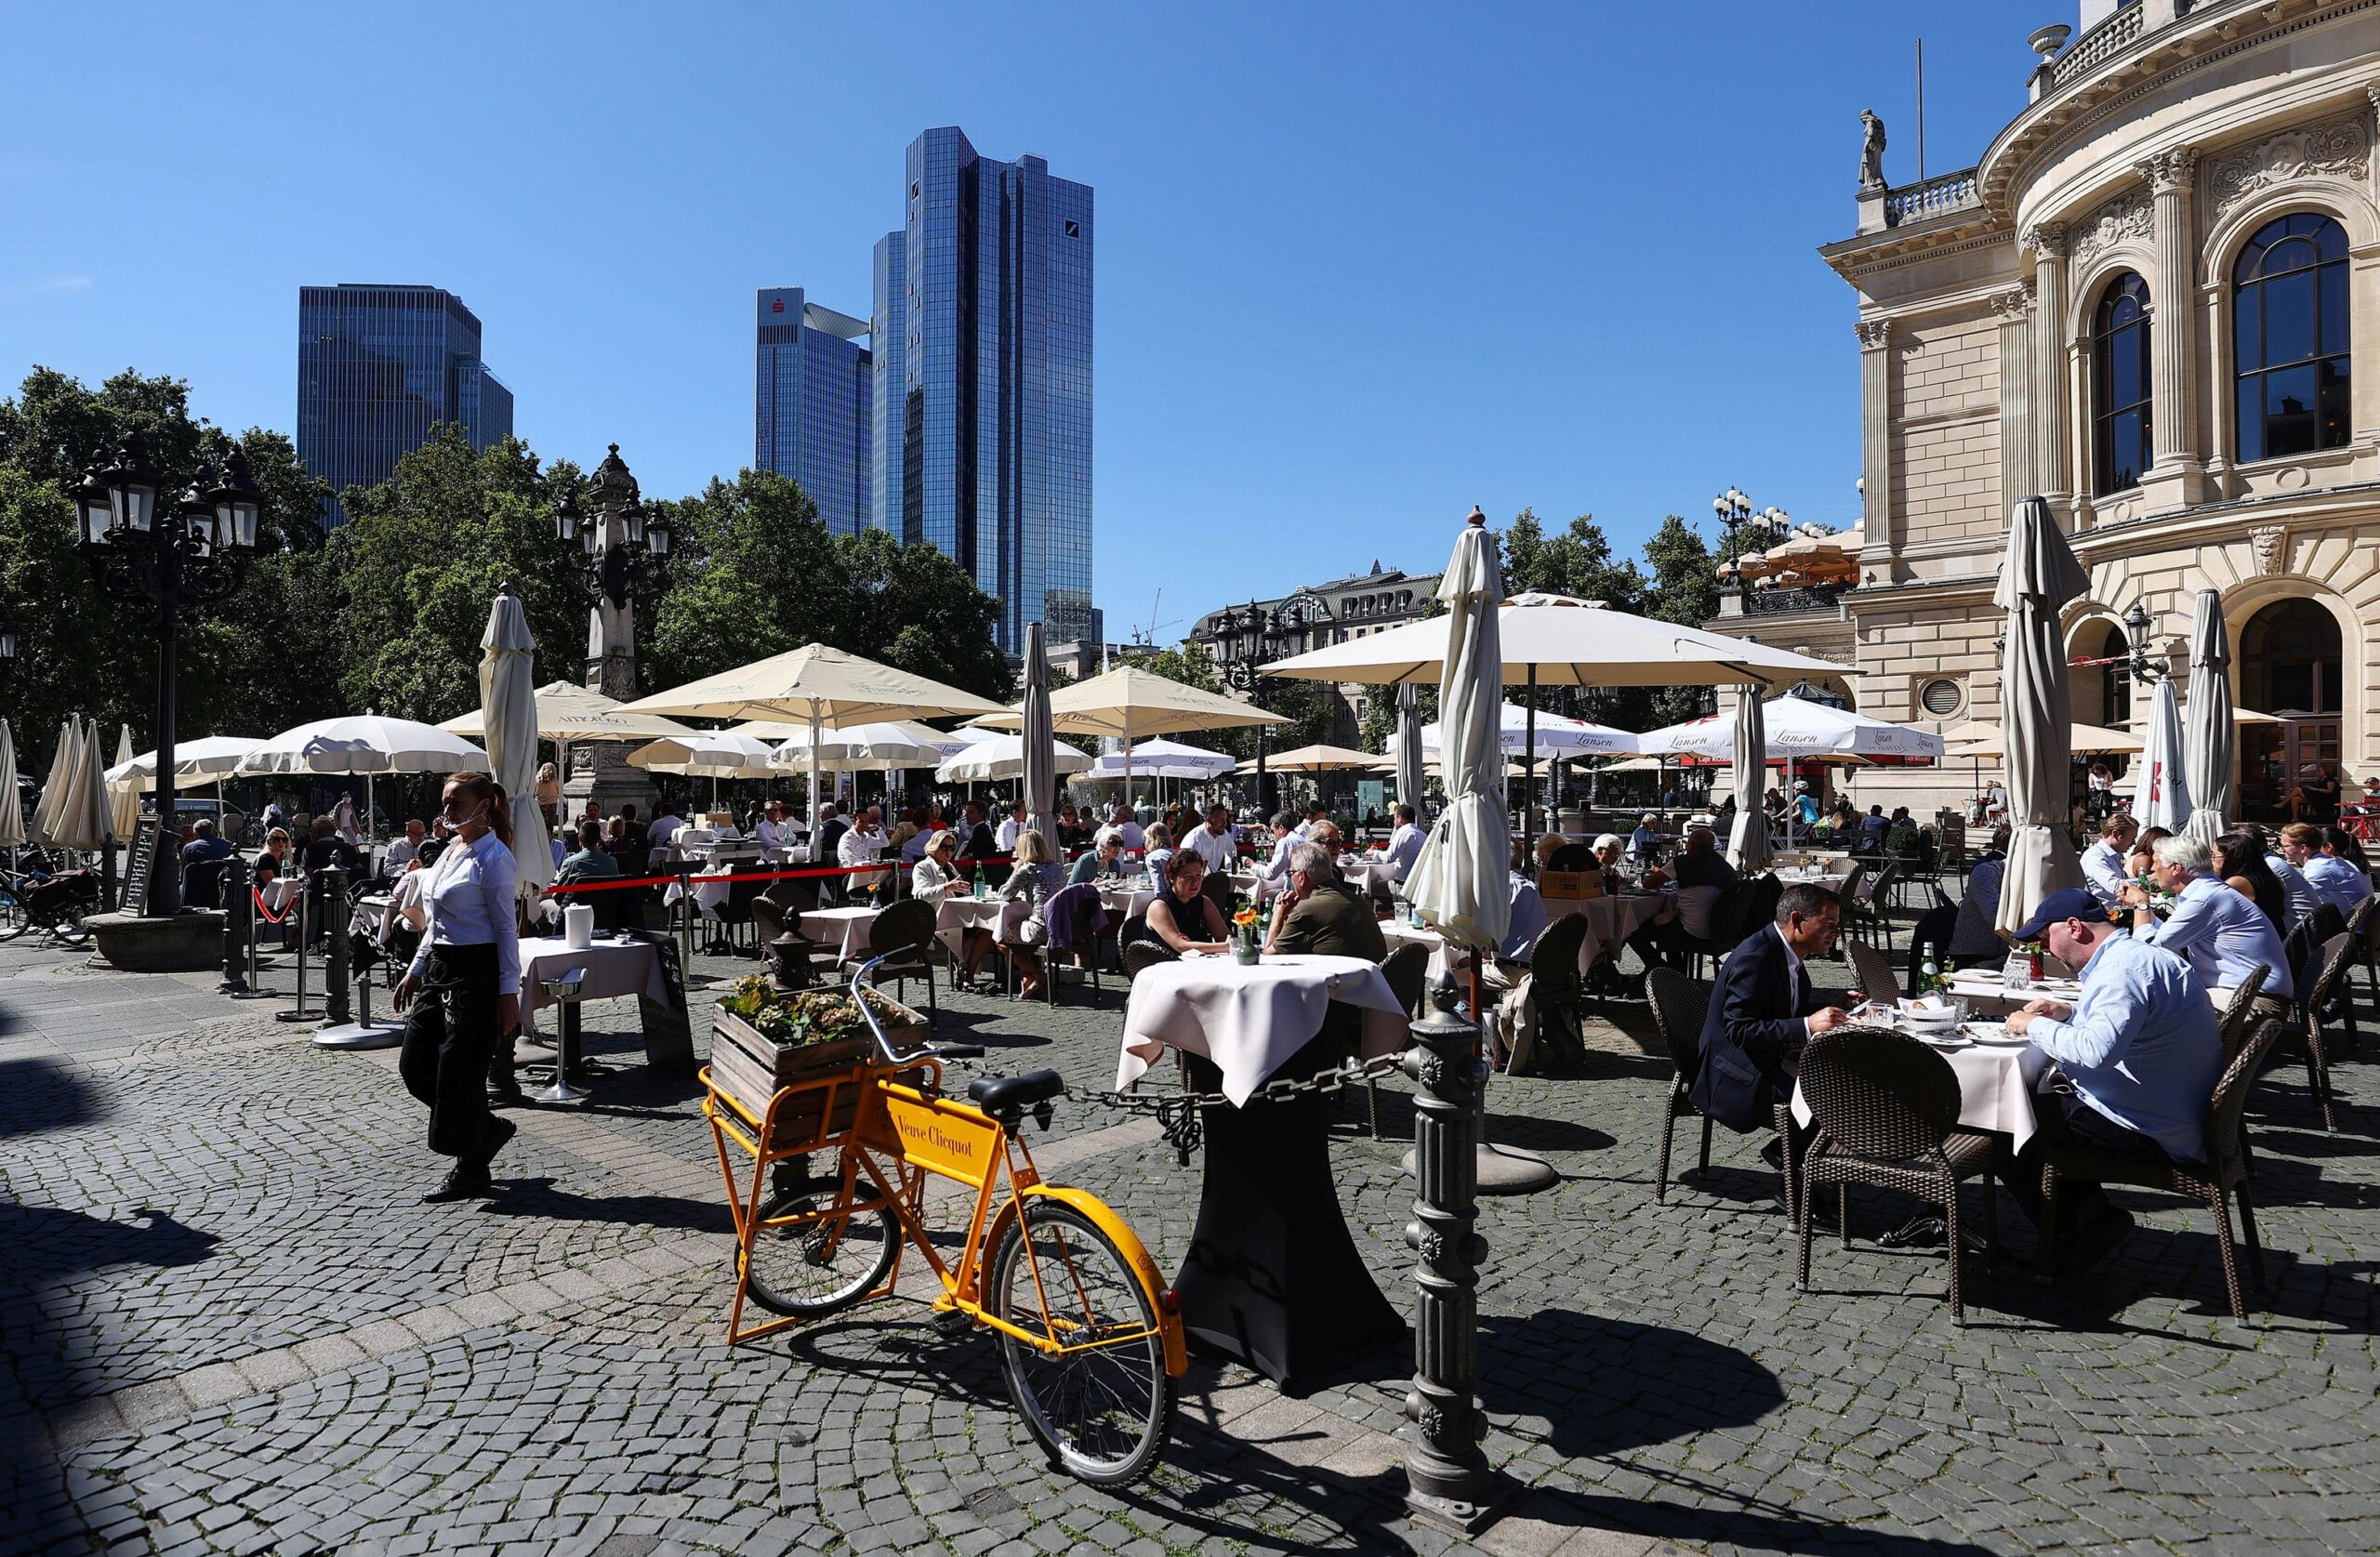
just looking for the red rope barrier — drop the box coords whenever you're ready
[252,885,294,924]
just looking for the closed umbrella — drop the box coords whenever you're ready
[1995,496,2093,936]
[478,589,550,891]
[60,718,111,854]
[1726,689,1771,870]
[0,719,21,850]
[109,725,144,843]
[1407,512,1511,955]
[1022,623,1057,861]
[2184,588,2232,846]
[1395,682,1423,816]
[2133,675,2192,835]
[29,719,75,846]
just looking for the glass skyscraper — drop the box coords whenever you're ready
[869,127,1098,651]
[753,287,872,535]
[296,284,513,526]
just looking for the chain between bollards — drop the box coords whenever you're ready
[1402,979,1506,1536]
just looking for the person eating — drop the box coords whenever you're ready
[2079,812,2139,910]
[2122,834,2293,1004]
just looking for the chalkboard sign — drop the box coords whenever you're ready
[633,930,697,1074]
[121,820,167,915]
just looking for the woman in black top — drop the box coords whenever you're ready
[2214,832,2288,932]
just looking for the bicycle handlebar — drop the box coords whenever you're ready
[849,952,980,1066]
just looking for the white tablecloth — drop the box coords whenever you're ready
[800,905,886,964]
[932,893,1027,961]
[1792,1032,2052,1152]
[1116,952,1409,1105]
[1098,883,1158,921]
[518,934,667,1034]
[1544,889,1676,970]
[1945,970,2084,1011]
[1378,918,1466,981]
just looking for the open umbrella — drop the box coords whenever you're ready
[1081,738,1235,783]
[1994,496,2092,937]
[239,712,490,844]
[2183,588,2232,846]
[2133,675,2192,835]
[0,719,21,850]
[1022,623,1057,861]
[628,730,777,811]
[1421,702,1637,758]
[1725,689,1771,869]
[104,735,264,791]
[109,724,143,843]
[1395,682,1423,816]
[1231,744,1378,773]
[765,720,949,772]
[935,734,1092,785]
[971,663,1287,800]
[478,589,550,891]
[442,680,695,796]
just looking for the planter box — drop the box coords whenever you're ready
[707,1002,926,1144]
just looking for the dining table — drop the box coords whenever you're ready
[1542,887,1678,972]
[1117,951,1409,1386]
[1791,1012,2054,1152]
[799,904,888,966]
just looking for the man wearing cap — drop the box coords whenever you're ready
[2004,887,2226,1268]
[2122,834,2294,1004]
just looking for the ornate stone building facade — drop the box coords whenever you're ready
[1815,0,2380,820]
[1189,563,1443,745]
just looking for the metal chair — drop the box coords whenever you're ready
[1517,913,1594,1075]
[2040,1018,2282,1321]
[1794,1029,1999,1326]
[855,896,939,1023]
[1843,862,1898,953]
[1355,943,1430,1137]
[1643,966,1797,1215]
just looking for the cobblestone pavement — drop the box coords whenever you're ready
[4,908,2377,1556]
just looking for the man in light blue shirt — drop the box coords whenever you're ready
[2282,823,2371,917]
[2005,888,2225,1267]
[2259,826,2319,933]
[1372,803,1425,885]
[2122,834,2294,1001]
[2077,812,2138,909]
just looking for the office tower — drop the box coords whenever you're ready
[873,126,1098,651]
[296,284,512,526]
[753,287,873,535]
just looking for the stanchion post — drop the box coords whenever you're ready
[321,862,350,1024]
[219,852,252,994]
[274,871,323,1023]
[1402,981,1505,1536]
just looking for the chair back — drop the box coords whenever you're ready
[1795,1029,1962,1162]
[1201,871,1235,922]
[2309,900,2347,944]
[1835,861,1866,903]
[1526,913,1592,1000]
[866,896,935,957]
[1378,943,1428,1016]
[720,862,772,923]
[2303,930,2357,1019]
[1121,939,1176,983]
[1863,861,1897,907]
[1743,872,1783,934]
[1069,891,1104,947]
[1703,879,1756,950]
[2215,964,2268,1064]
[2345,891,2379,948]
[1644,966,1710,1084]
[2209,1017,2284,1174]
[1844,939,1901,1005]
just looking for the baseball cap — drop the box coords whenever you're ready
[2007,887,2107,942]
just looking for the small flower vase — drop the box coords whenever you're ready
[1233,930,1260,966]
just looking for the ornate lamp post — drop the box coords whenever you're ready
[1712,487,1792,609]
[553,444,670,813]
[2122,600,2164,683]
[1219,600,1289,815]
[74,435,263,917]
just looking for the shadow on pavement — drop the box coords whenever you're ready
[478,1177,734,1235]
[0,1058,106,1138]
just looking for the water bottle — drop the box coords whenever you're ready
[972,864,986,901]
[1920,957,1940,997]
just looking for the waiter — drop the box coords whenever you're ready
[395,772,523,1204]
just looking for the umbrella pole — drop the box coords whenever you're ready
[1525,667,1538,851]
[808,703,823,862]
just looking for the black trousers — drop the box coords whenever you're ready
[399,943,504,1162]
[2002,1085,2172,1235]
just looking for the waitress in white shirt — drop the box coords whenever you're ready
[394,772,523,1204]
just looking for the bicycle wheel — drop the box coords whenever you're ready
[740,1176,901,1318]
[51,914,91,946]
[988,1199,1174,1486]
[0,888,28,943]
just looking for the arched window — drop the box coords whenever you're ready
[2233,212,2352,462]
[2092,272,2152,495]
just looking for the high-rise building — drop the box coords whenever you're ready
[871,126,1098,651]
[296,284,512,526]
[753,287,873,535]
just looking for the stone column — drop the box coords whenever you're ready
[2138,148,2206,507]
[1990,284,2038,513]
[1857,319,1896,577]
[2024,223,2072,506]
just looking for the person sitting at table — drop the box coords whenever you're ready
[1690,883,1850,1208]
[1263,842,1386,961]
[1094,802,1144,855]
[1141,824,1175,886]
[838,807,892,898]
[385,837,440,958]
[177,818,236,910]
[1133,850,1233,957]
[557,820,620,886]
[2212,831,2287,933]
[2002,887,2224,1270]
[1251,811,1299,899]
[2281,822,2369,917]
[886,809,921,862]
[385,817,427,874]
[982,830,1064,998]
[1069,833,1122,886]
[1371,803,1425,885]
[1641,824,1737,965]
[2253,825,2318,933]
[2122,834,2294,1003]
[754,799,799,855]
[916,829,996,987]
[615,802,648,850]
[1185,803,1240,877]
[1531,831,1568,876]
[2079,812,2139,909]
[996,799,1027,853]
[1629,813,1661,860]
[646,801,684,854]
[957,800,999,861]
[1856,804,1890,854]
[253,826,291,887]
[1497,837,1551,968]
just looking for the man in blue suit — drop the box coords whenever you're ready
[1691,882,1852,1138]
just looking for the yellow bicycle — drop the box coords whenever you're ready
[703,954,1186,1485]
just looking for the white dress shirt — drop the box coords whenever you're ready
[384,836,421,871]
[997,816,1025,851]
[405,829,522,996]
[838,825,887,866]
[2267,852,2319,933]
[2140,874,2294,1000]
[1254,831,1297,897]
[755,817,800,853]
[2079,839,2130,909]
[2025,933,2224,1163]
[1377,822,1424,884]
[1183,825,1238,876]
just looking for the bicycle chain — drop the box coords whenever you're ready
[1079,1050,1412,1162]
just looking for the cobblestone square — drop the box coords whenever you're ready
[4,926,2375,1555]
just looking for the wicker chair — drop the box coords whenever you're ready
[2286,931,2353,1133]
[1644,966,1797,1213]
[1672,878,1758,980]
[2216,965,2270,1068]
[1793,1028,1999,1326]
[1120,939,1176,984]
[2040,1018,2283,1321]
[1844,939,1902,1007]
[1353,943,1430,1136]
[856,897,938,1022]
[1517,914,1593,1075]
[2352,891,2380,1019]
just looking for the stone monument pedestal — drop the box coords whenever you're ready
[88,910,226,973]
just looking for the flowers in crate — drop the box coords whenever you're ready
[718,975,898,1047]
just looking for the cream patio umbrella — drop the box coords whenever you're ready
[934,734,1093,785]
[764,720,950,772]
[0,719,21,850]
[628,730,778,811]
[1231,743,1378,773]
[1395,681,1424,816]
[109,724,143,843]
[104,735,264,792]
[1994,496,2093,937]
[2132,675,2193,836]
[28,719,75,846]
[441,680,696,796]
[477,590,550,891]
[971,663,1288,800]
[2183,587,2233,846]
[623,643,1004,861]
[36,718,109,855]
[1021,623,1058,861]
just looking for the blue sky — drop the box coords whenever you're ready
[0,2,2045,640]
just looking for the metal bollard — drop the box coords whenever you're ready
[219,853,252,995]
[274,875,324,1023]
[1401,980,1505,1536]
[321,863,351,1025]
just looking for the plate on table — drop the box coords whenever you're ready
[1961,1021,2030,1047]
[1913,1029,1970,1050]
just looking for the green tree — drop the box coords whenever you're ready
[1639,512,1723,728]
[836,526,1011,703]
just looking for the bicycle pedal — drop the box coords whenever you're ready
[931,1308,975,1338]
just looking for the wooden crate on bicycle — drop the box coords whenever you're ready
[707,996,925,1149]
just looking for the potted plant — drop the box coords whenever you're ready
[708,975,925,1119]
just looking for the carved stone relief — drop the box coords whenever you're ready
[2205,113,2371,224]
[2072,187,2153,269]
[2249,523,2290,577]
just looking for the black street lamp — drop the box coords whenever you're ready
[0,599,19,663]
[2122,600,2164,683]
[1218,599,1290,815]
[1711,486,1792,607]
[74,434,264,916]
[552,445,670,615]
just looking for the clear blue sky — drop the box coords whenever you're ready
[1,2,2045,640]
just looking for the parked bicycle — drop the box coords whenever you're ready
[702,953,1184,1486]
[0,851,100,945]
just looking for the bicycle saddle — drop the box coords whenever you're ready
[966,1070,1064,1114]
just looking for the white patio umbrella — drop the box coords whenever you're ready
[1395,682,1424,815]
[1406,513,1512,957]
[1725,688,1771,869]
[628,730,778,811]
[2133,675,2193,835]
[239,712,491,843]
[478,590,550,891]
[0,719,21,850]
[2183,587,2233,846]
[1081,738,1235,783]
[28,719,75,846]
[935,734,1092,785]
[971,663,1287,798]
[624,641,1003,861]
[1421,701,1637,757]
[1021,623,1058,861]
[1994,496,2092,937]
[765,720,949,772]
[441,679,695,794]
[1642,694,1943,847]
[104,734,264,791]
[109,724,143,842]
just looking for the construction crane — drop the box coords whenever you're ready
[1130,588,1181,648]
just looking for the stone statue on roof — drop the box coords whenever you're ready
[1858,110,1887,192]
